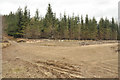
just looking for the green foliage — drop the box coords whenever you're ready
[4,4,119,40]
[5,12,18,36]
[34,9,39,21]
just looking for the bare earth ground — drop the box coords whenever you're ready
[2,39,118,78]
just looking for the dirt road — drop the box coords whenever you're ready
[2,40,118,78]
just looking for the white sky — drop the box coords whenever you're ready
[0,0,119,21]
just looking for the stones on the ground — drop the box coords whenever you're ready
[17,39,26,43]
[44,72,53,77]
[80,42,85,46]
[78,40,118,46]
[15,57,20,60]
[3,40,9,43]
[2,42,11,48]
[26,40,42,43]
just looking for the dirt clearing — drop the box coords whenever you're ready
[2,39,118,78]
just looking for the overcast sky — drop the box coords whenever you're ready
[0,0,119,21]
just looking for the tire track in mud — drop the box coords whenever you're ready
[35,60,84,78]
[22,58,118,78]
[3,57,118,78]
[3,58,49,78]
[9,58,85,78]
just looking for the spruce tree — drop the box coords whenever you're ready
[34,9,39,21]
[16,7,24,38]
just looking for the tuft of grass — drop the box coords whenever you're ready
[13,68,21,73]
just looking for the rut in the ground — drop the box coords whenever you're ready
[35,60,84,78]
[3,57,118,78]
[4,58,84,78]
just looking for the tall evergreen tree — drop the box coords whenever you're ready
[80,15,84,39]
[84,15,89,39]
[34,9,39,21]
[16,7,24,37]
[44,3,55,38]
[98,18,104,40]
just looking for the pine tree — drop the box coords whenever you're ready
[80,15,84,39]
[68,16,71,39]
[84,15,89,39]
[5,12,18,36]
[88,17,97,40]
[16,7,24,38]
[23,6,30,38]
[111,18,117,40]
[34,9,39,21]
[98,18,104,40]
[91,17,97,40]
[62,13,68,39]
[104,18,110,40]
[44,3,55,38]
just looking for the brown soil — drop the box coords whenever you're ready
[2,39,118,78]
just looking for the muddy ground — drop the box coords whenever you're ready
[2,39,119,78]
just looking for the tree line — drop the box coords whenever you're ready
[3,4,120,40]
